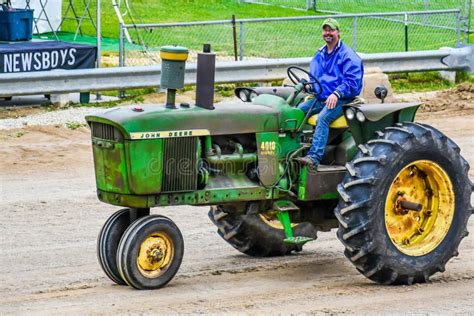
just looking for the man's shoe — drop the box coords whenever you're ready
[294,156,317,168]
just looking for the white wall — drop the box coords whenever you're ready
[11,0,62,34]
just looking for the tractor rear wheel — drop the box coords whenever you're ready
[97,208,149,285]
[335,122,472,285]
[209,201,317,256]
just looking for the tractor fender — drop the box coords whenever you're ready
[342,102,423,146]
[345,102,422,122]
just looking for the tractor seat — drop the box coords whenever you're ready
[306,96,365,128]
[307,114,348,128]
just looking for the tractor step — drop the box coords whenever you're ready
[273,200,314,246]
[284,236,314,245]
[273,200,299,213]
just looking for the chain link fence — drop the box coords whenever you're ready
[241,0,469,12]
[120,21,237,66]
[242,0,472,34]
[120,10,462,66]
[239,0,313,10]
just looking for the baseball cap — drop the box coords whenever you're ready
[322,18,340,30]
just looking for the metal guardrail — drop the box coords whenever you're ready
[0,47,472,97]
[361,46,474,72]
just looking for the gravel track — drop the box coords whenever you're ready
[0,107,103,130]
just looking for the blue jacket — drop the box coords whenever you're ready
[310,40,364,101]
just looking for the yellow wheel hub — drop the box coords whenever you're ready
[137,232,173,278]
[385,160,455,256]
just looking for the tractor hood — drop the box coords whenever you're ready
[86,102,280,139]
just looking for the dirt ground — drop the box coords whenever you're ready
[0,89,473,314]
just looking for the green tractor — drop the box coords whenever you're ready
[86,46,472,290]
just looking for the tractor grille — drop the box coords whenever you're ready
[162,137,199,192]
[90,122,123,142]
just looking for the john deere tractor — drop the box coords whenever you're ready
[86,46,472,290]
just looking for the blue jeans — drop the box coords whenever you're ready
[298,98,349,165]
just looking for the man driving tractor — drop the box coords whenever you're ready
[295,18,364,168]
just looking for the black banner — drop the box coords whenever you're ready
[0,40,97,73]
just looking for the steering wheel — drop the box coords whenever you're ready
[287,66,323,97]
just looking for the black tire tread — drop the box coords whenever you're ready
[97,208,131,286]
[335,122,472,285]
[117,215,183,290]
[208,203,317,257]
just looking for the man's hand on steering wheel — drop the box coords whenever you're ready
[287,66,323,97]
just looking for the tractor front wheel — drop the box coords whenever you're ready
[209,201,317,256]
[335,122,472,285]
[97,208,149,285]
[116,215,184,290]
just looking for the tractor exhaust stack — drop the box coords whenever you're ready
[195,44,215,110]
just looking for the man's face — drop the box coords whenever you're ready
[322,25,339,44]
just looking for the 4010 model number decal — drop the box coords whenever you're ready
[259,141,277,156]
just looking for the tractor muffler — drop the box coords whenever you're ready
[195,44,215,110]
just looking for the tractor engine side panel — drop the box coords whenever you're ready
[256,132,280,186]
[92,142,130,194]
[126,139,164,194]
[127,136,200,194]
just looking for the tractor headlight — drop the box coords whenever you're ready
[249,91,258,102]
[345,108,355,120]
[238,89,249,102]
[356,111,366,122]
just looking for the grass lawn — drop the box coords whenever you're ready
[314,0,466,13]
[389,71,466,93]
[59,0,317,39]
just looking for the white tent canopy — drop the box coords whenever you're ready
[11,0,62,34]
